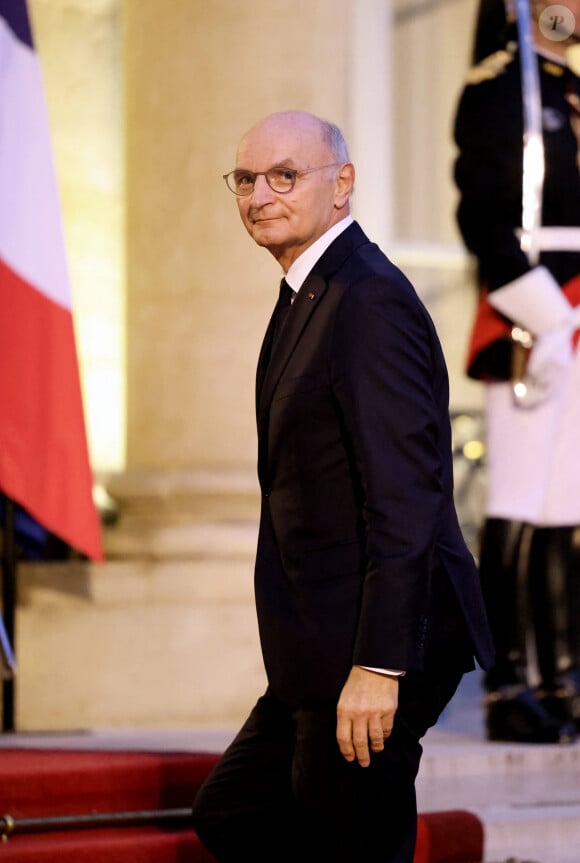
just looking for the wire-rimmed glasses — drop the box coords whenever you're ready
[223,163,341,196]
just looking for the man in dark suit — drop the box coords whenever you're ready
[192,110,494,863]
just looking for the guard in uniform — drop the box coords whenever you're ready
[453,0,580,743]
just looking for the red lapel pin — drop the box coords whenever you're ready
[307,292,316,300]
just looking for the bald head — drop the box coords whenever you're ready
[238,111,350,165]
[231,111,355,271]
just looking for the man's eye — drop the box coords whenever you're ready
[270,168,295,184]
[234,172,255,187]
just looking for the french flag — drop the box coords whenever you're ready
[0,0,102,560]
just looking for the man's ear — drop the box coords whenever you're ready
[334,162,355,208]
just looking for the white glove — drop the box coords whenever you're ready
[517,321,578,407]
[488,267,580,407]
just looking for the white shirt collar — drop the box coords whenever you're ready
[284,215,354,294]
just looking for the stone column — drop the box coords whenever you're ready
[94,0,380,728]
[123,0,355,481]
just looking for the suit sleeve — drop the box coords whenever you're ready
[330,273,448,671]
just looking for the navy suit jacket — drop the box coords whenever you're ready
[254,222,494,707]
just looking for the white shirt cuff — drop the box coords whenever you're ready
[358,665,405,677]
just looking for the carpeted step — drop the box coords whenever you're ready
[0,748,484,862]
[0,813,482,863]
[0,826,217,862]
[0,812,483,863]
[415,810,484,863]
[0,749,220,818]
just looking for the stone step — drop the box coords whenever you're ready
[482,803,580,863]
[12,555,266,730]
[416,672,580,863]
[417,729,580,863]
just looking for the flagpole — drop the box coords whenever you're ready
[514,0,544,268]
[509,0,545,400]
[1,493,17,732]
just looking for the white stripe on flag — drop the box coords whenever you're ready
[0,16,71,310]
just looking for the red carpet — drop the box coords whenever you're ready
[0,749,219,818]
[415,810,484,863]
[0,749,220,862]
[0,748,484,862]
[0,827,217,862]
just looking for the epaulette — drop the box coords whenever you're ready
[465,50,514,85]
[541,60,565,77]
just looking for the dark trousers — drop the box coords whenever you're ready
[191,670,463,863]
[480,518,580,693]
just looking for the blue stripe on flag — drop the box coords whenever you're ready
[0,0,33,49]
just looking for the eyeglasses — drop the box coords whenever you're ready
[222,163,341,196]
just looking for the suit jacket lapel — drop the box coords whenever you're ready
[257,270,328,432]
[255,222,371,489]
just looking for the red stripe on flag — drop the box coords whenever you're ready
[0,256,102,561]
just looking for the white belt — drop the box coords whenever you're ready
[516,227,580,252]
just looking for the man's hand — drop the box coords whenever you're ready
[336,665,399,768]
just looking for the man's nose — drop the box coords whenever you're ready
[250,173,275,205]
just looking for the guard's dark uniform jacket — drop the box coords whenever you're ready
[453,47,580,380]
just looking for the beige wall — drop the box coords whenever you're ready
[123,0,351,472]
[392,0,478,245]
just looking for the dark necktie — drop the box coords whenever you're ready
[272,278,294,349]
[256,278,295,411]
